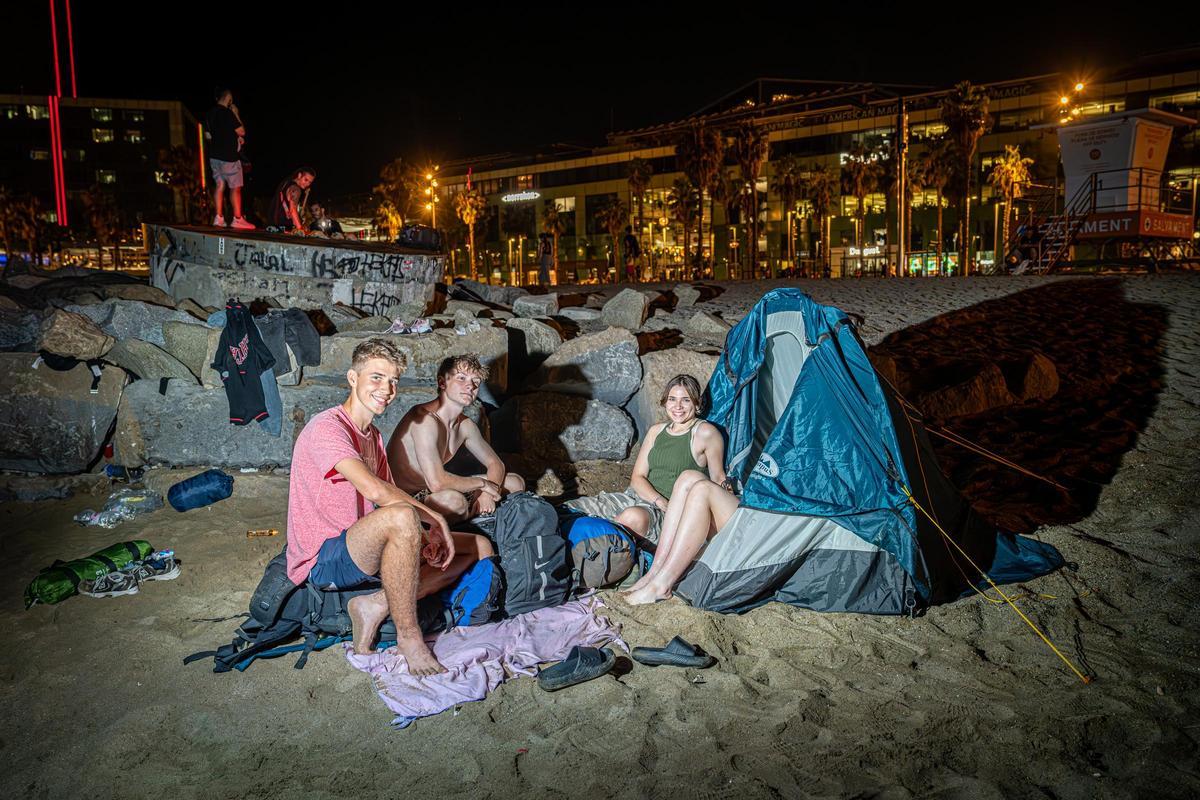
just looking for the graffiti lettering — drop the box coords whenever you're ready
[350,287,406,317]
[233,241,293,273]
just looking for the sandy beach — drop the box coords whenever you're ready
[2,274,1197,800]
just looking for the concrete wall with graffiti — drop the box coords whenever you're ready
[146,225,444,317]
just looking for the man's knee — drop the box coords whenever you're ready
[430,490,469,519]
[472,533,495,559]
[373,504,421,543]
[503,473,525,493]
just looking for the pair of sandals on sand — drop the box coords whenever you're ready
[538,637,716,692]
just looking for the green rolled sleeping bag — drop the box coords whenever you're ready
[24,540,153,609]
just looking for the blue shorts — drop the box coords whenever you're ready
[308,529,380,590]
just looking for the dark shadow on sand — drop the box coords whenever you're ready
[869,278,1168,534]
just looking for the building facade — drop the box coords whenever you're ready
[439,56,1199,282]
[0,94,194,230]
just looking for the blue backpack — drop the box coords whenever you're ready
[558,512,637,591]
[186,551,503,672]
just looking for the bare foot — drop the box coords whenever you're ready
[395,635,447,676]
[348,594,389,654]
[622,574,653,594]
[624,583,671,606]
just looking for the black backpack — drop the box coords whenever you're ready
[185,549,503,672]
[474,492,572,618]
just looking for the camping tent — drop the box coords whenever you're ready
[674,289,1063,615]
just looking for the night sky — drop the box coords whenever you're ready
[2,4,1196,200]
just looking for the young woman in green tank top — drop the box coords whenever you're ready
[612,375,726,542]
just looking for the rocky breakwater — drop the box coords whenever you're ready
[146,224,444,320]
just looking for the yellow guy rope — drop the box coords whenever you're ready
[901,486,1092,685]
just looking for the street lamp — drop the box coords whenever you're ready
[423,166,440,229]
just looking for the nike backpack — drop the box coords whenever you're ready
[487,491,571,618]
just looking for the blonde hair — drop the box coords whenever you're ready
[351,338,406,372]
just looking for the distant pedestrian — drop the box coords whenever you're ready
[537,233,553,285]
[622,225,641,282]
[205,87,254,230]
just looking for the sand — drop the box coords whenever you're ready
[1,275,1197,800]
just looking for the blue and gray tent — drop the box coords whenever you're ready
[674,289,1063,615]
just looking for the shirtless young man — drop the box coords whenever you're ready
[387,355,525,521]
[286,339,493,675]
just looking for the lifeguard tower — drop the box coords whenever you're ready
[1009,107,1197,272]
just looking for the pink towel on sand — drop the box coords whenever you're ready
[344,596,626,726]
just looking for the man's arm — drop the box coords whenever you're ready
[335,456,454,568]
[459,419,508,513]
[286,186,304,230]
[410,415,497,497]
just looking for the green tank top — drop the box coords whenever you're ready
[646,423,706,499]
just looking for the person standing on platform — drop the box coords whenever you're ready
[205,88,255,230]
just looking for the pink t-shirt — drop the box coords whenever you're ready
[286,405,392,584]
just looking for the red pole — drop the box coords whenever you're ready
[48,0,62,98]
[64,0,77,97]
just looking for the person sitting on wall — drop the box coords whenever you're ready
[308,204,344,238]
[387,355,525,523]
[285,337,493,675]
[565,374,725,546]
[267,167,316,234]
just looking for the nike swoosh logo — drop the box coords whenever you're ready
[534,559,554,569]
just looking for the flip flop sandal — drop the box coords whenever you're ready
[537,645,617,692]
[631,636,716,668]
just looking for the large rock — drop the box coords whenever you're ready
[513,293,559,319]
[1015,353,1059,401]
[65,299,205,348]
[104,284,175,307]
[162,321,223,387]
[0,309,41,352]
[175,298,212,321]
[452,279,529,307]
[506,318,562,360]
[558,307,601,322]
[338,315,392,333]
[445,300,490,317]
[308,325,509,395]
[527,327,642,406]
[114,381,439,468]
[0,353,125,473]
[601,288,650,330]
[628,348,720,440]
[37,309,114,360]
[686,311,733,340]
[491,393,634,462]
[321,302,368,330]
[674,284,701,309]
[919,362,1015,420]
[104,339,199,383]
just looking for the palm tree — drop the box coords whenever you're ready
[626,157,653,280]
[595,199,629,283]
[454,189,488,281]
[666,177,700,272]
[81,185,123,268]
[373,157,422,240]
[840,140,882,259]
[940,81,990,275]
[771,155,805,270]
[728,122,770,279]
[987,144,1035,261]
[914,137,957,275]
[542,201,567,274]
[157,146,208,224]
[675,125,724,271]
[798,164,838,277]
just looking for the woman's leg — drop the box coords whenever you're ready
[623,470,707,592]
[625,481,739,605]
[614,506,652,540]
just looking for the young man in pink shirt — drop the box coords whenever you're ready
[286,338,492,676]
